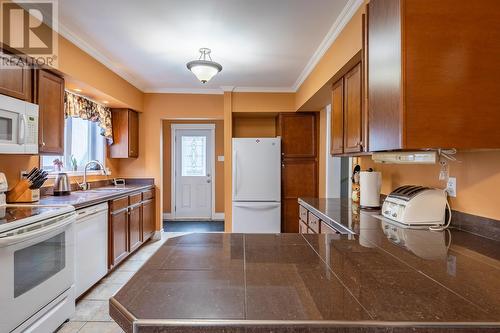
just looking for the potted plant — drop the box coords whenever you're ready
[70,155,78,171]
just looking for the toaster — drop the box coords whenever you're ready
[382,185,447,225]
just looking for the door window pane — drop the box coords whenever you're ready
[181,136,206,176]
[14,232,66,298]
[0,116,13,141]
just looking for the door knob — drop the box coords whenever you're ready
[207,179,211,183]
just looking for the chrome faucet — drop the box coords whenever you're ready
[78,160,108,191]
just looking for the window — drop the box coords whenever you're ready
[41,117,106,173]
[181,135,206,177]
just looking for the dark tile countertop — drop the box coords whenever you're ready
[109,200,500,333]
[39,179,154,209]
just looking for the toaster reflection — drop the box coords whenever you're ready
[380,220,449,260]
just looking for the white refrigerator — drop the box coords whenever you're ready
[232,138,281,233]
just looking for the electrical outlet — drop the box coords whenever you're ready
[446,177,457,197]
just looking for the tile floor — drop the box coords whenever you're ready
[56,232,187,333]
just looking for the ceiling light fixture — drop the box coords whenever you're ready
[186,48,223,84]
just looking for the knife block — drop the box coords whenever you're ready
[6,180,40,203]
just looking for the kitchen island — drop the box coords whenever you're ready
[109,202,500,332]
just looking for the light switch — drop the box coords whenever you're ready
[217,156,224,162]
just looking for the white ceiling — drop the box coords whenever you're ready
[56,0,362,93]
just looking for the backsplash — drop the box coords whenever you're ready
[0,154,120,190]
[357,150,500,221]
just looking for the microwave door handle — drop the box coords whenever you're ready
[0,215,74,247]
[18,114,26,145]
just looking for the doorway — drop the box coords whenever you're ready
[171,124,215,220]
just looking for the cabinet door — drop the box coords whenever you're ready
[141,199,155,241]
[0,53,32,101]
[278,113,318,233]
[367,0,403,151]
[110,209,128,267]
[343,63,363,153]
[37,70,64,154]
[331,78,344,155]
[128,204,142,252]
[278,113,317,158]
[282,159,318,233]
[128,110,139,157]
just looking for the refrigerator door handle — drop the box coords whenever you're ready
[233,203,281,210]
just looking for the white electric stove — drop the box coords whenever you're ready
[0,172,77,333]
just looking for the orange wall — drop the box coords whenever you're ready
[117,93,224,230]
[161,120,224,214]
[232,92,295,113]
[232,117,277,138]
[358,151,500,220]
[295,5,365,110]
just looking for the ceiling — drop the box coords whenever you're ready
[56,0,361,93]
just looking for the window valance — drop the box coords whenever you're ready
[64,91,113,143]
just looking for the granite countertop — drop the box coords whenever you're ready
[109,204,500,333]
[39,183,154,209]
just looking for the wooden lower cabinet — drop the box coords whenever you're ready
[141,199,155,241]
[109,188,156,268]
[299,204,343,235]
[128,204,142,252]
[299,220,309,234]
[110,208,129,267]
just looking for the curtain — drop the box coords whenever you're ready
[64,91,113,143]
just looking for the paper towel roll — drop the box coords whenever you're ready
[360,171,382,208]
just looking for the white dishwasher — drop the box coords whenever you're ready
[75,202,109,298]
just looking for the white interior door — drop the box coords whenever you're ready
[173,126,214,219]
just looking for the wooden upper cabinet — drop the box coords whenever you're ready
[330,79,344,155]
[278,113,317,158]
[36,69,65,155]
[343,63,362,153]
[0,51,32,101]
[330,62,363,156]
[110,109,139,158]
[367,0,500,151]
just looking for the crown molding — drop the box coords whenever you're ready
[145,88,224,95]
[232,86,295,93]
[292,0,364,91]
[57,23,147,91]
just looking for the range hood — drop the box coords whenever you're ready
[372,151,437,164]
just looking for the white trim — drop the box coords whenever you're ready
[292,0,364,91]
[57,23,147,91]
[171,124,217,220]
[163,213,173,220]
[232,86,295,93]
[145,88,224,95]
[213,213,225,221]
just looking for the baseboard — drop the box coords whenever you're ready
[213,213,225,221]
[151,230,162,241]
[163,212,225,221]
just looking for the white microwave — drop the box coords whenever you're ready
[0,94,38,154]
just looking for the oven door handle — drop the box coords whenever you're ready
[0,214,75,247]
